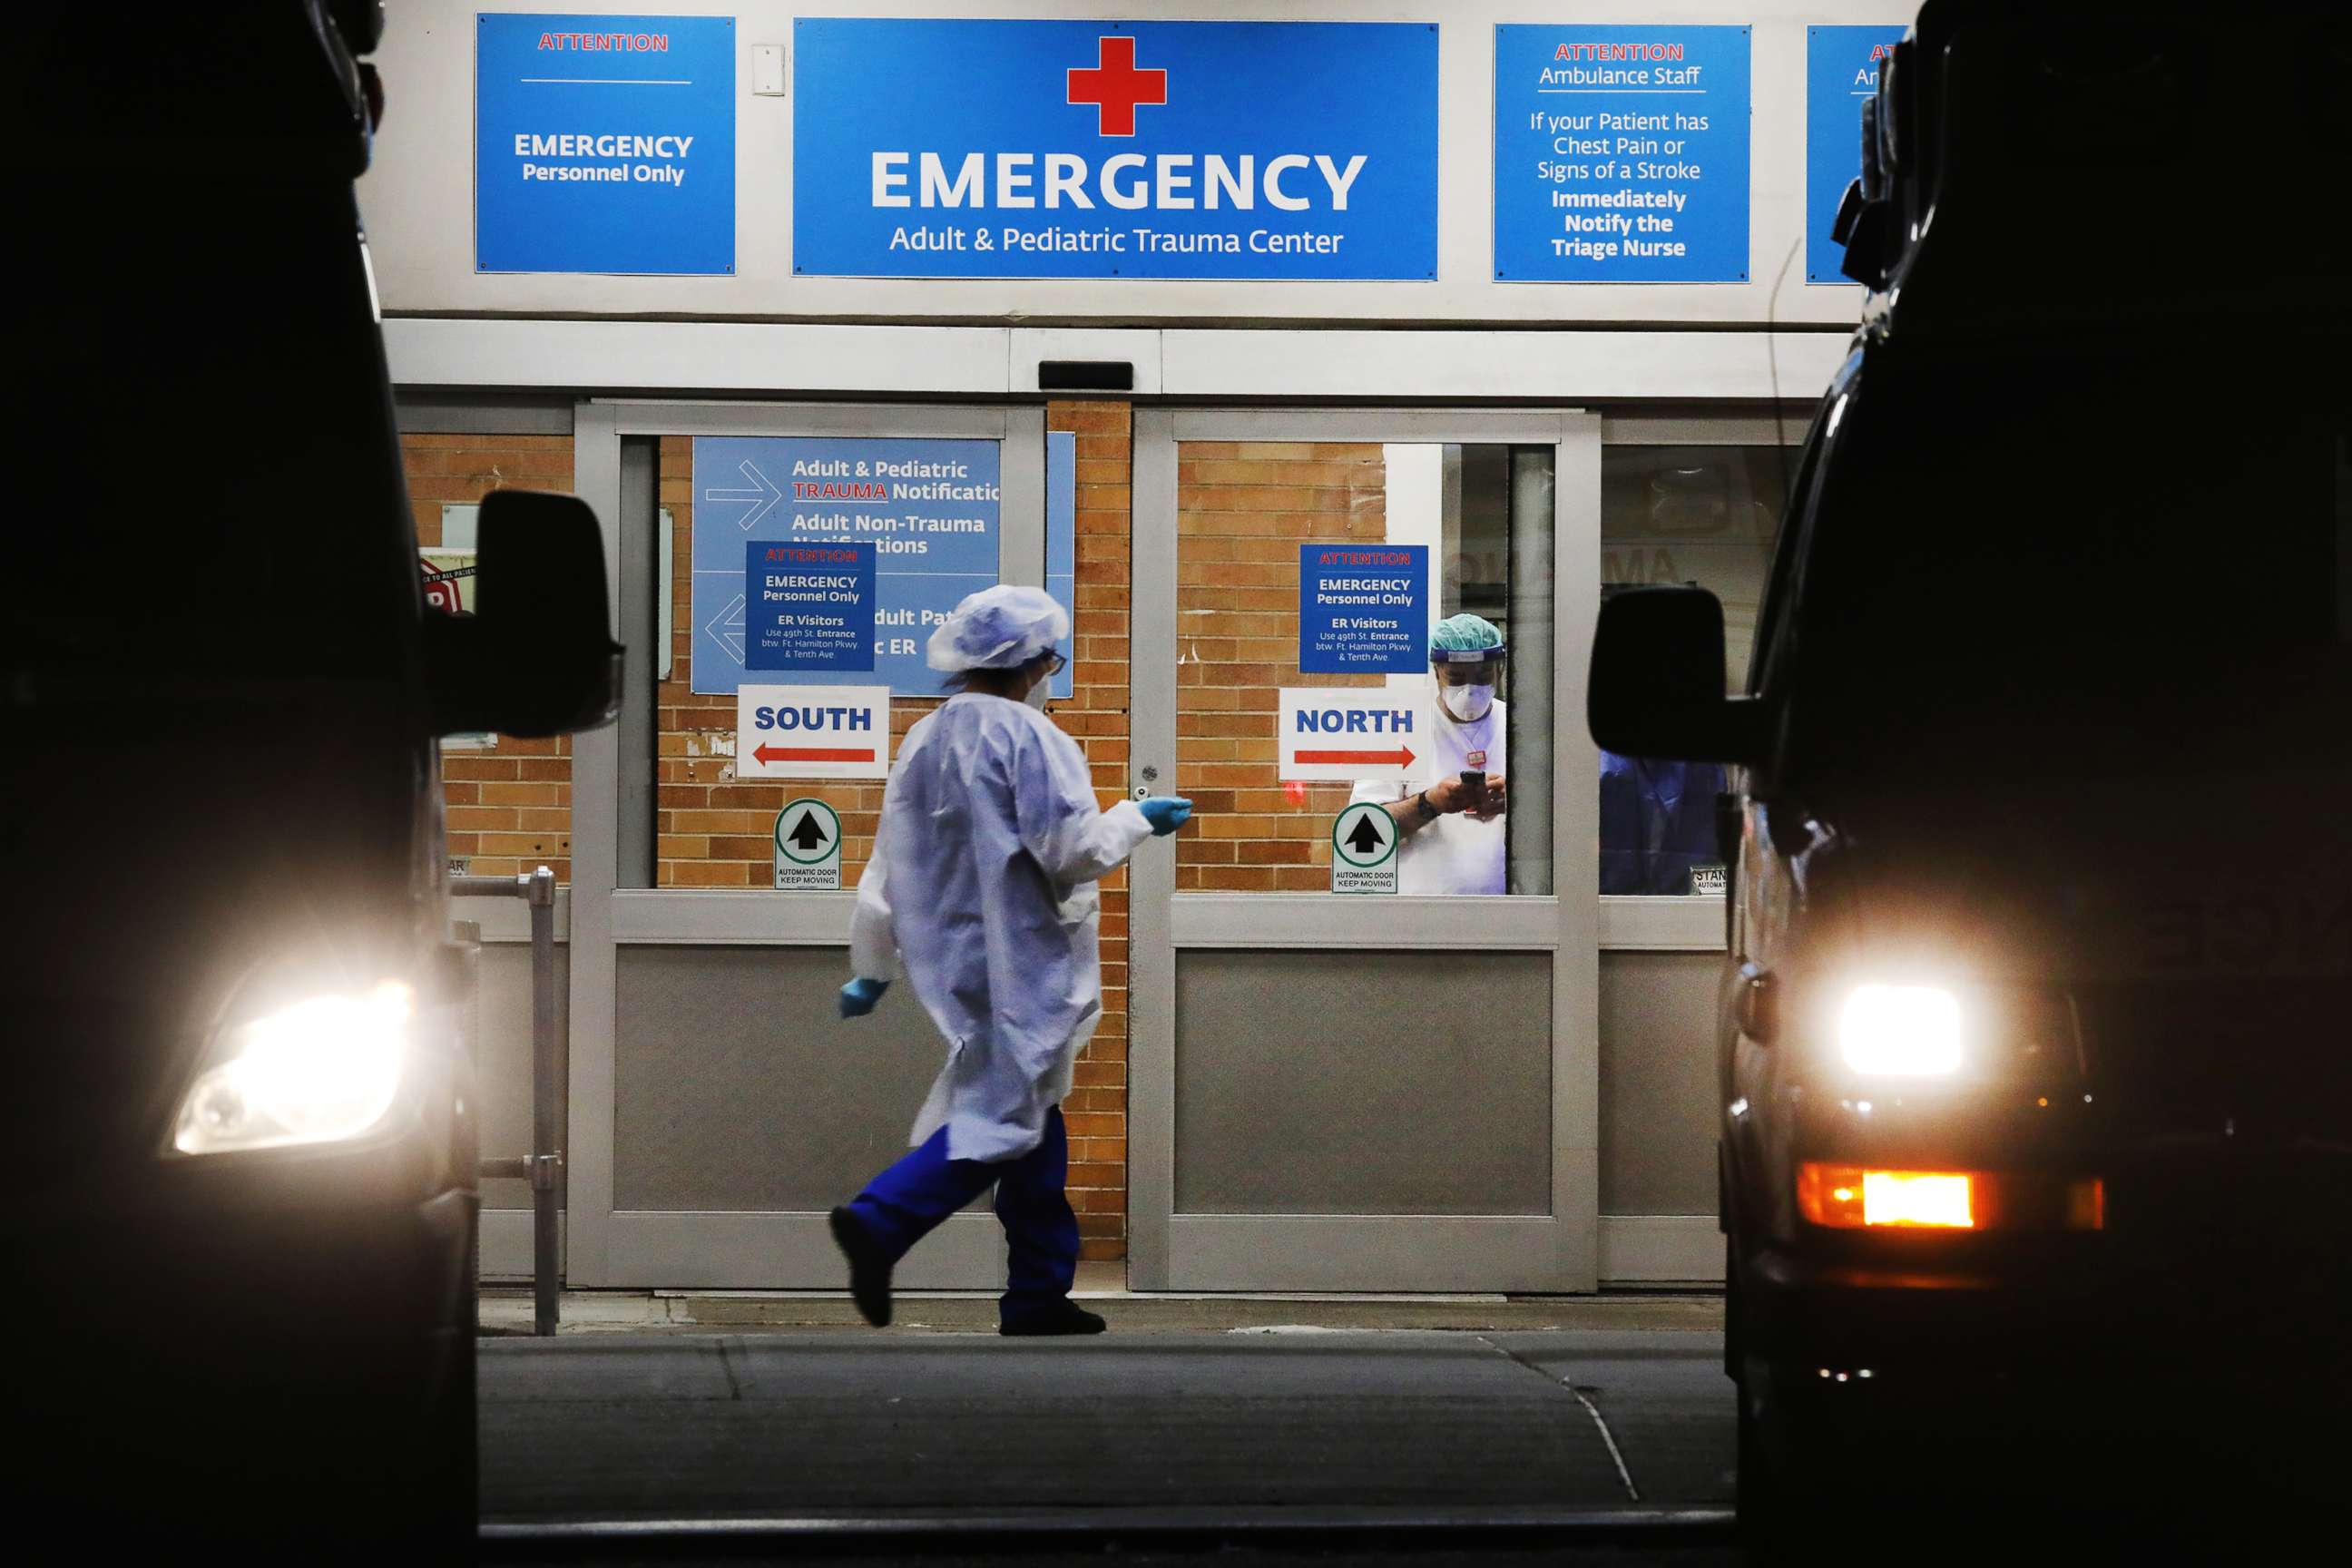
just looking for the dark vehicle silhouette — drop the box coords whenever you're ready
[13,3,618,1545]
[1588,0,2348,1541]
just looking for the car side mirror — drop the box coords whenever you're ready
[424,489,622,739]
[1587,585,1765,764]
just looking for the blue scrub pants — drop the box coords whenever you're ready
[845,1105,1080,1328]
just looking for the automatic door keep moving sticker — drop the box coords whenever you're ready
[774,799,844,890]
[1331,802,1398,895]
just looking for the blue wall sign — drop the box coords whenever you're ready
[1806,25,1907,285]
[693,437,1000,696]
[1493,25,1751,283]
[1299,545,1427,674]
[792,20,1438,280]
[475,14,735,275]
[746,542,876,671]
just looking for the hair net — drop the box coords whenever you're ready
[926,584,1072,673]
[1429,612,1505,660]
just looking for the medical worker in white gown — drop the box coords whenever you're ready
[830,586,1193,1335]
[1350,613,1511,895]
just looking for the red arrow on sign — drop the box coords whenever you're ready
[754,745,876,765]
[1295,746,1417,769]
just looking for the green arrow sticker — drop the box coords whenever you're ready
[1330,802,1397,895]
[774,799,844,889]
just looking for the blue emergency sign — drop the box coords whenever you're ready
[791,19,1439,279]
[693,436,1000,697]
[1299,544,1426,674]
[474,14,735,275]
[746,542,876,672]
[1806,25,1908,284]
[1492,25,1751,283]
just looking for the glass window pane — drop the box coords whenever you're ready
[1598,445,1788,896]
[405,430,577,884]
[1175,440,1554,897]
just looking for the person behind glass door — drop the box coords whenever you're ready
[829,585,1193,1336]
[1350,613,1510,895]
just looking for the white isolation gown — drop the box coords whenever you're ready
[849,692,1155,1161]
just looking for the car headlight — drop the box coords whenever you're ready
[172,982,413,1156]
[1838,983,1963,1076]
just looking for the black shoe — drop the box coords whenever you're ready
[999,1301,1107,1338]
[828,1206,894,1328]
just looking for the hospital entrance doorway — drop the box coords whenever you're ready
[1126,410,1602,1292]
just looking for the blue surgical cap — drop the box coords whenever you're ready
[926,584,1071,672]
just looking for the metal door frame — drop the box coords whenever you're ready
[395,393,578,1280]
[1128,407,1603,1292]
[568,399,1046,1287]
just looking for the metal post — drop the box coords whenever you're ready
[455,867,564,1336]
[525,865,560,1337]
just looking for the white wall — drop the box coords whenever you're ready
[368,0,1913,328]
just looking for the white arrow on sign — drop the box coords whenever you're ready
[703,593,748,664]
[703,459,784,532]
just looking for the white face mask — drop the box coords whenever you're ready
[1441,681,1494,721]
[1024,677,1052,710]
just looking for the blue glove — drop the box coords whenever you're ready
[838,977,889,1018]
[1139,796,1193,836]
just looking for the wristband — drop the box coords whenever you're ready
[1415,789,1436,820]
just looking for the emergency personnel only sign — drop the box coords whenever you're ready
[474,15,736,274]
[1278,688,1434,784]
[791,20,1439,279]
[737,685,891,781]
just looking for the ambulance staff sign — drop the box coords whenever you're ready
[475,15,735,274]
[792,20,1439,279]
[1806,26,1907,284]
[1492,25,1751,283]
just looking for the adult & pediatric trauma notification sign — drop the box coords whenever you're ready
[475,14,734,274]
[693,437,1000,697]
[792,20,1437,279]
[1493,25,1750,283]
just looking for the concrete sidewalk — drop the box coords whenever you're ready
[478,1328,1737,1525]
[478,1269,1725,1338]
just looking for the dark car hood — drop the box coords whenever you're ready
[1796,759,2351,1139]
[0,681,432,1181]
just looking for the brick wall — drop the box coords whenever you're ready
[1175,443,1389,892]
[1055,403,1132,1260]
[655,406,1137,1260]
[403,432,576,882]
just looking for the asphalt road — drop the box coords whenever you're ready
[478,1327,1736,1551]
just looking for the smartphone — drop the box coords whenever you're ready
[1460,769,1487,808]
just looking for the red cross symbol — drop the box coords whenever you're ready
[1066,35,1166,138]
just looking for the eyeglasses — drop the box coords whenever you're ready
[1041,652,1067,677]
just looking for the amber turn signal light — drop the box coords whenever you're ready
[1798,1163,2104,1231]
[1799,1163,1975,1228]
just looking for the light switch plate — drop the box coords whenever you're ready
[751,44,785,96]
